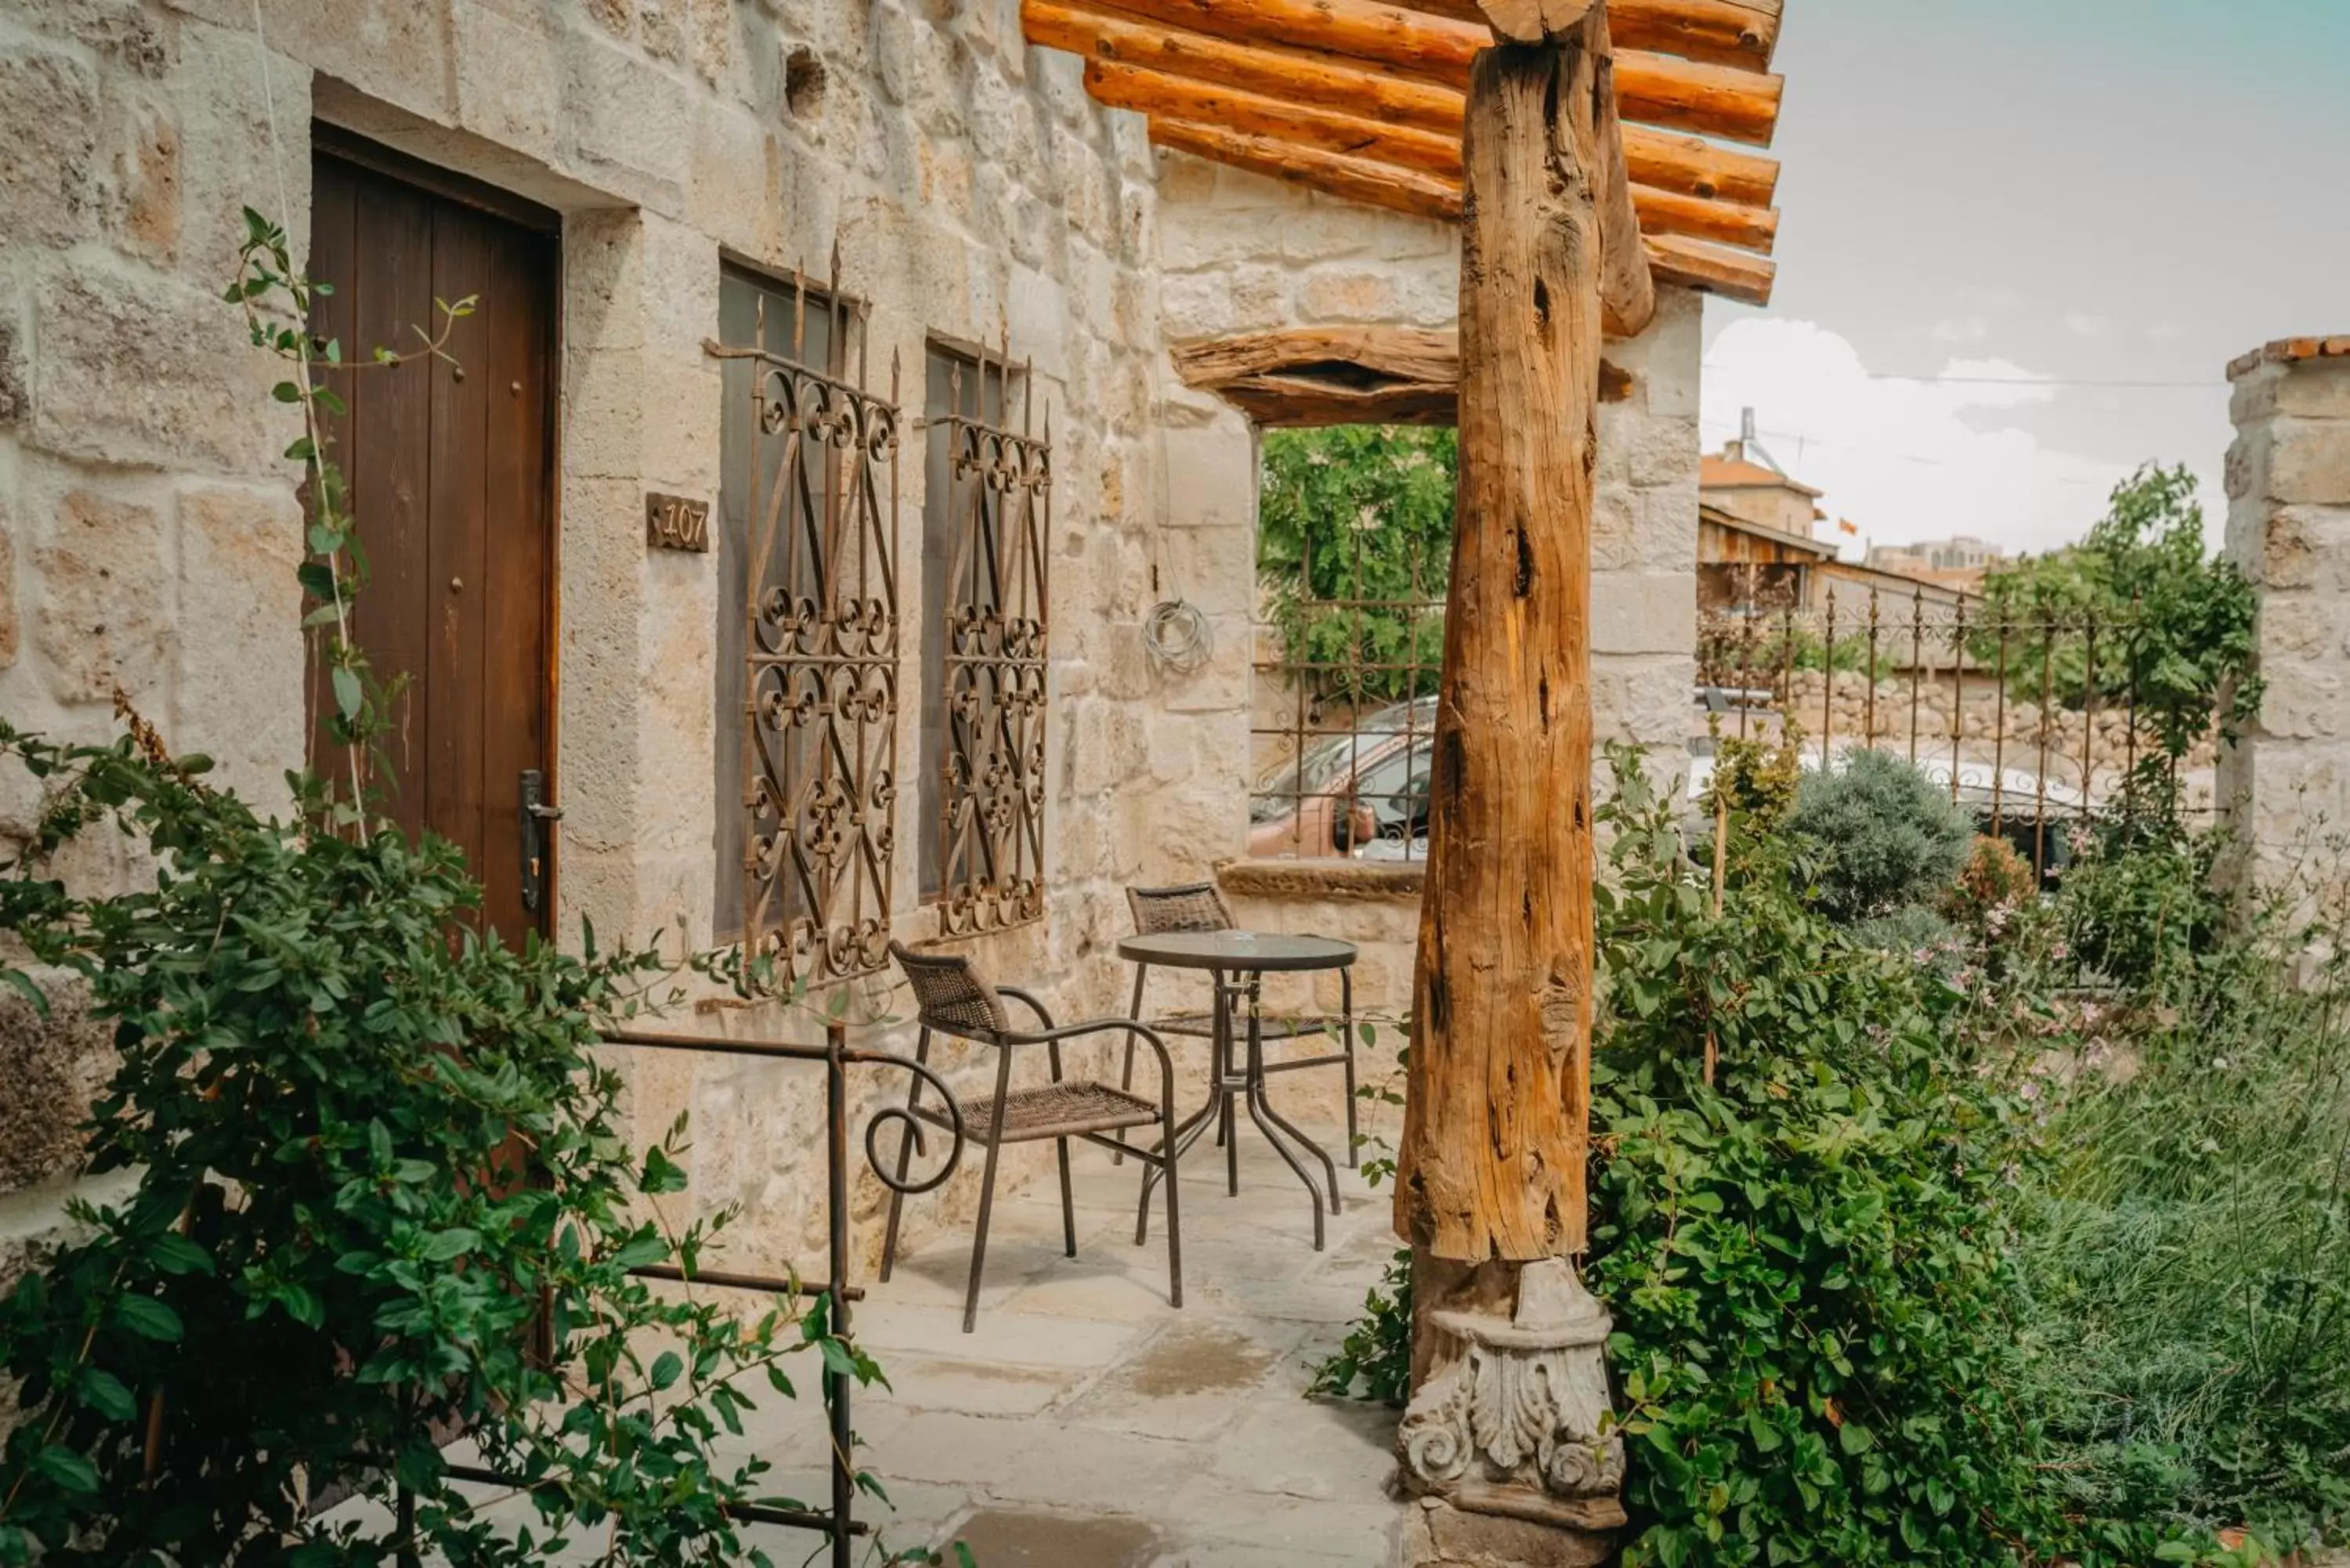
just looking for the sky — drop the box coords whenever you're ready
[1697,0,2350,561]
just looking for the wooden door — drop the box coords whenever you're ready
[306,139,560,945]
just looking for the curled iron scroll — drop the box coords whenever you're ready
[848,1050,967,1196]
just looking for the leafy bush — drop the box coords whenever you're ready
[2059,805,2229,993]
[1589,750,2071,1566]
[0,722,888,1566]
[1256,426,1455,704]
[1787,750,1973,923]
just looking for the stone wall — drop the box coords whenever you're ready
[0,0,1190,1288]
[2222,338,2350,894]
[0,0,1711,1302]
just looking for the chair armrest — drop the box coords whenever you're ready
[996,985,1055,1031]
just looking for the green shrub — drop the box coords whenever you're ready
[0,723,890,1566]
[1589,749,2075,1566]
[1787,750,1972,923]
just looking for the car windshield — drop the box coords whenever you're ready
[1250,697,1438,823]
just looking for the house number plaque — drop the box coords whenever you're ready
[645,492,711,553]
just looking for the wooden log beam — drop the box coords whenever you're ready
[1643,229,1776,302]
[1141,103,1774,266]
[1025,0,1470,135]
[1170,325,1634,423]
[1085,59,1464,174]
[1029,0,1784,197]
[1148,117,1462,221]
[1398,28,1605,1265]
[1072,0,1784,144]
[1389,0,1782,69]
[1594,16,1658,336]
[1623,124,1777,206]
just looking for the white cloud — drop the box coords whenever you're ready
[1700,319,2132,558]
[1929,315,1992,345]
[2063,311,2114,338]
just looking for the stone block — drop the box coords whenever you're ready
[452,0,566,154]
[1624,410,1698,491]
[31,486,172,708]
[566,30,693,206]
[1592,573,1695,657]
[106,100,183,262]
[1300,269,1404,323]
[2232,359,2350,425]
[0,987,115,1196]
[2265,417,2350,506]
[38,0,178,76]
[1397,1498,1616,1568]
[2258,661,2345,742]
[31,268,280,475]
[0,43,103,247]
[175,481,305,795]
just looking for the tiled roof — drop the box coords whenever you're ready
[1700,455,1823,496]
[2227,336,2350,381]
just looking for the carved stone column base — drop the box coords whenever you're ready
[1394,1257,1626,1567]
[1395,1495,1618,1568]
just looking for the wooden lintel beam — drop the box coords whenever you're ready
[1624,124,1777,207]
[1170,326,1632,424]
[1148,117,1464,222]
[1073,0,1784,145]
[1593,13,1657,335]
[1643,229,1776,304]
[1391,0,1782,70]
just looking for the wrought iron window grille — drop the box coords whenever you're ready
[708,260,902,988]
[927,341,1050,938]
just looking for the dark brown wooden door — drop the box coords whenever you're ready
[308,143,560,945]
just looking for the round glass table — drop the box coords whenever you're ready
[1115,930,1358,1251]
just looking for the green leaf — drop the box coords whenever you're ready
[114,1294,184,1342]
[34,1446,99,1494]
[148,1232,213,1275]
[331,665,363,721]
[78,1367,137,1422]
[649,1351,684,1392]
[420,1227,479,1263]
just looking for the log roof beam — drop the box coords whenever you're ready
[1024,0,1792,307]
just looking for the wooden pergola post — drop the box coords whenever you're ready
[1398,0,1646,1292]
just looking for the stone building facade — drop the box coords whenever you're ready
[0,0,1701,1289]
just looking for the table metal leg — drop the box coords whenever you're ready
[1238,976,1332,1249]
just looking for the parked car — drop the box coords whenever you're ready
[1249,697,1437,859]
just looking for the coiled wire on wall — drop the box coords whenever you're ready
[1142,598,1213,677]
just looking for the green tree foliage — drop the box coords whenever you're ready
[1256,426,1455,704]
[1974,464,2261,775]
[0,728,894,1566]
[1786,750,1974,923]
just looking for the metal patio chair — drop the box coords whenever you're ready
[879,941,1182,1333]
[1115,882,1358,1169]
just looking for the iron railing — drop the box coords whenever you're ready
[419,1023,964,1567]
[1699,572,2219,878]
[1249,531,1444,863]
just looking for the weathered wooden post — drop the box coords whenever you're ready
[1394,5,1651,1563]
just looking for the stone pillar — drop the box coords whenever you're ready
[2221,338,2350,898]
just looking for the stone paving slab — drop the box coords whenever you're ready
[840,1126,1413,1566]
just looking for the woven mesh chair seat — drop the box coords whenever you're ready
[916,1080,1161,1145]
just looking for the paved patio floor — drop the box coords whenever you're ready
[754,1124,1413,1566]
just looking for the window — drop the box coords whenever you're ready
[712,264,898,983]
[920,340,1050,935]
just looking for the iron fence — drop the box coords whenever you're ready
[1249,530,1444,863]
[1698,572,2221,878]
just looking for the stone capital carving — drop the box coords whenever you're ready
[1397,1257,1628,1531]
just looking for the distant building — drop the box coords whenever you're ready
[1697,438,1976,613]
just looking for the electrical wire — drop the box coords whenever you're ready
[1142,599,1214,677]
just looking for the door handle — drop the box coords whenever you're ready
[519,769,559,914]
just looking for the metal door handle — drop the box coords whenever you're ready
[519,770,557,913]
